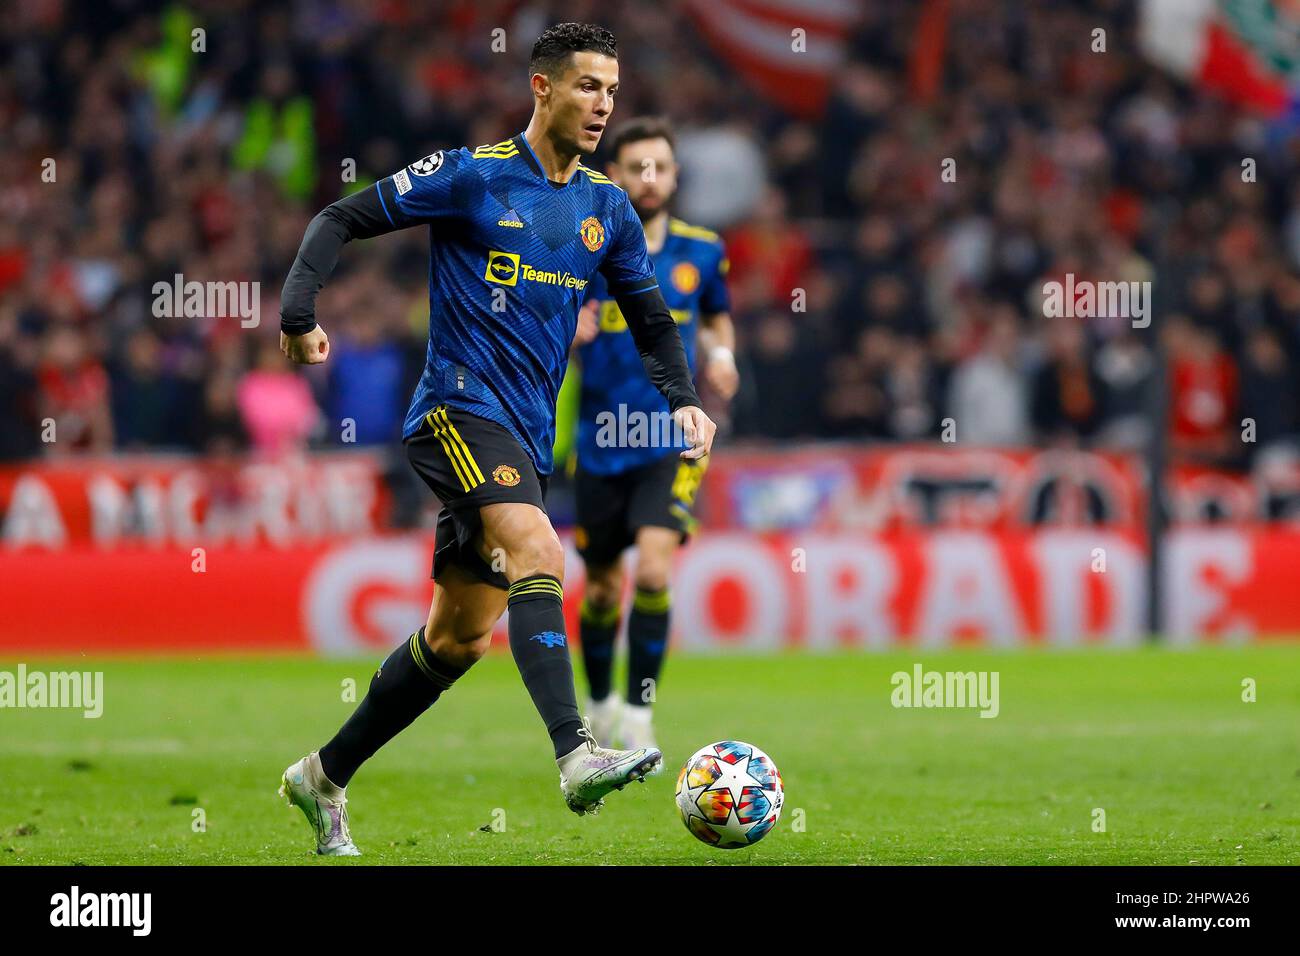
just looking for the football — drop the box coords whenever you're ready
[675,740,784,849]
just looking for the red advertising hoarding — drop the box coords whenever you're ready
[2,450,1298,653]
[3,527,1299,654]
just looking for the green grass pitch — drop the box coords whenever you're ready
[1,646,1297,865]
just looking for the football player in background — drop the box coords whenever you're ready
[570,117,737,756]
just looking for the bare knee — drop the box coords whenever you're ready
[633,561,671,593]
[481,503,566,582]
[584,562,623,609]
[512,530,565,581]
[633,530,678,592]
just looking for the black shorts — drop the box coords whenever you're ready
[404,404,548,590]
[574,451,708,566]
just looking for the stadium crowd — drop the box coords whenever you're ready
[2,0,1299,472]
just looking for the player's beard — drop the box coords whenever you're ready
[631,194,667,222]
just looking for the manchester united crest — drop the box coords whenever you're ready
[493,464,521,487]
[671,261,700,294]
[580,216,605,252]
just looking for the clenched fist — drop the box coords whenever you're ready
[280,325,330,365]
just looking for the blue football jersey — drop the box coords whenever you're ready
[387,134,659,476]
[577,218,729,475]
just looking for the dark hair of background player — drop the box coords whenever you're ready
[608,116,676,162]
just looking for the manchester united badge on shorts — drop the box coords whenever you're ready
[493,464,522,487]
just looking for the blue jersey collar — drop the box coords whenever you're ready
[513,132,576,188]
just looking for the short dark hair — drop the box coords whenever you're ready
[529,22,617,80]
[608,116,676,162]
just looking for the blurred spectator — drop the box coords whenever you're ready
[1238,325,1297,463]
[724,187,813,318]
[1167,317,1238,466]
[738,311,823,440]
[110,328,185,449]
[327,312,408,446]
[822,326,894,438]
[1094,331,1154,451]
[233,62,317,201]
[193,332,250,454]
[0,309,40,460]
[948,309,1029,447]
[236,338,319,456]
[37,324,113,454]
[1032,319,1102,446]
[885,333,947,441]
[198,371,249,456]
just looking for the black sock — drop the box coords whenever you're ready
[318,627,465,787]
[507,574,586,759]
[579,598,620,702]
[626,587,671,707]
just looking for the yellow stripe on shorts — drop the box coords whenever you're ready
[426,408,473,494]
[436,407,485,486]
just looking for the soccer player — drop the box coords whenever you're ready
[569,118,737,755]
[275,23,716,856]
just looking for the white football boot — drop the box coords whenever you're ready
[558,722,662,815]
[279,751,361,856]
[620,704,662,775]
[586,694,622,747]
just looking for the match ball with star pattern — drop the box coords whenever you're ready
[675,740,783,849]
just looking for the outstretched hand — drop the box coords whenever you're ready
[673,405,716,460]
